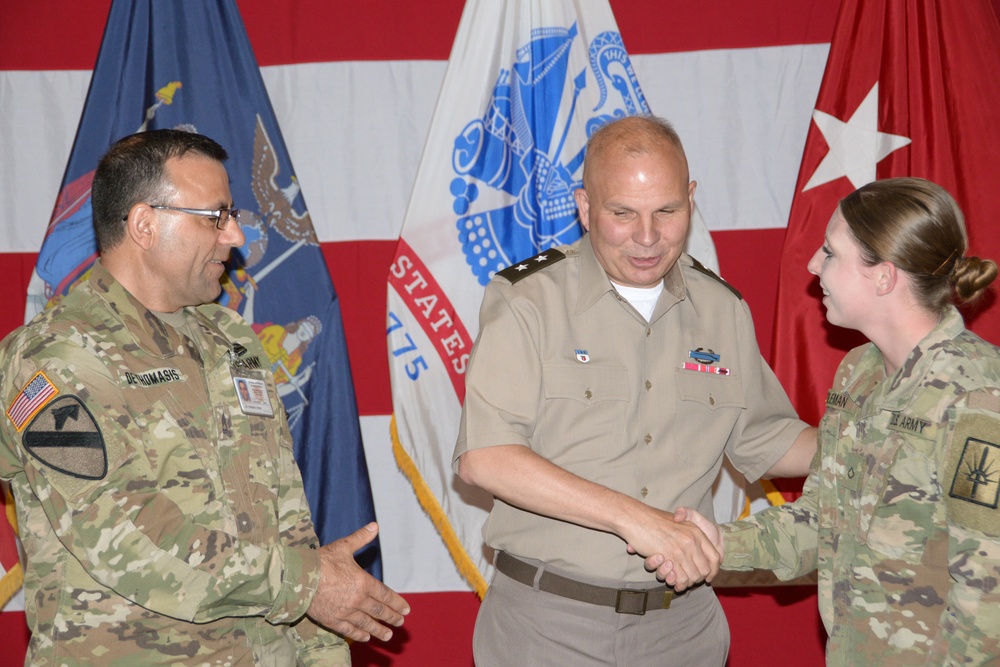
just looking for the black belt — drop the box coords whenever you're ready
[495,551,674,615]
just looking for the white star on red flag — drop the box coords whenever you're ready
[803,82,911,192]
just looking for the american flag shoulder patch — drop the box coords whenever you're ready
[6,371,59,432]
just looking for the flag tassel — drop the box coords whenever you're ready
[0,562,23,608]
[0,485,23,607]
[390,415,488,598]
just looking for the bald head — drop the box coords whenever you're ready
[573,115,696,289]
[581,116,689,190]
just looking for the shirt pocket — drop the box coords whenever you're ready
[134,397,231,526]
[817,408,845,528]
[542,364,629,466]
[862,433,937,564]
[674,369,745,464]
[675,368,745,410]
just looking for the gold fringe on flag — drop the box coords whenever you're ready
[0,483,23,608]
[390,415,488,598]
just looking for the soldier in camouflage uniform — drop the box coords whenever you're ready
[653,178,1000,665]
[0,129,408,666]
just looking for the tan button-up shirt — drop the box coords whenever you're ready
[455,235,805,582]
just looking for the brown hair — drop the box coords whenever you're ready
[839,177,997,314]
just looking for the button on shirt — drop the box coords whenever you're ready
[454,235,804,582]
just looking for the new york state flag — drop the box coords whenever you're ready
[21,0,380,578]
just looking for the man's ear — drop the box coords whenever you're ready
[124,203,157,251]
[574,188,590,232]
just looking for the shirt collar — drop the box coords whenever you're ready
[89,260,232,363]
[884,306,966,399]
[89,260,186,359]
[844,306,966,412]
[575,234,687,316]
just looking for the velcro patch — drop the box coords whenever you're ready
[886,411,936,440]
[841,450,866,493]
[946,412,1000,536]
[826,390,859,411]
[6,371,58,432]
[121,366,184,387]
[23,396,107,480]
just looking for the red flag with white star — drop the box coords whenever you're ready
[772,0,1000,425]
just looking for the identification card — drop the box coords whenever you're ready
[231,368,275,418]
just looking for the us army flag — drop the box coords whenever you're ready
[26,0,381,574]
[388,0,725,595]
[772,0,1000,425]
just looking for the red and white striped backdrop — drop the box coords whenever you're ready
[0,2,852,664]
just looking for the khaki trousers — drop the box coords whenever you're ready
[473,568,729,666]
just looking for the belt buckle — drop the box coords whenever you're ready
[614,589,648,615]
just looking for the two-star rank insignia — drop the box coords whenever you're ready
[496,249,566,284]
[23,395,106,480]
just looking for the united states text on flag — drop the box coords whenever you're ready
[2,2,846,663]
[386,0,750,594]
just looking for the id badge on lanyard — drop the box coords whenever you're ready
[229,348,275,418]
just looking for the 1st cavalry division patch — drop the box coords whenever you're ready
[22,395,107,480]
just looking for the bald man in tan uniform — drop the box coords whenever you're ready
[454,116,816,666]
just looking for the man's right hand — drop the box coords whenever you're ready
[307,523,410,642]
[639,507,724,586]
[624,506,721,591]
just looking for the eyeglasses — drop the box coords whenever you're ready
[149,205,242,230]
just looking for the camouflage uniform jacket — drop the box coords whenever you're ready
[0,262,349,666]
[722,307,1000,665]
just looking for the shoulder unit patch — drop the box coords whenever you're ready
[496,249,566,284]
[946,411,1000,536]
[23,395,107,480]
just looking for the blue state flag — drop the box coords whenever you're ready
[27,0,380,575]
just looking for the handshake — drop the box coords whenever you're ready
[626,507,723,592]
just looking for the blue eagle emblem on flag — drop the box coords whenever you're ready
[450,23,650,285]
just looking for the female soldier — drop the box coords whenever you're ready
[661,178,1000,665]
